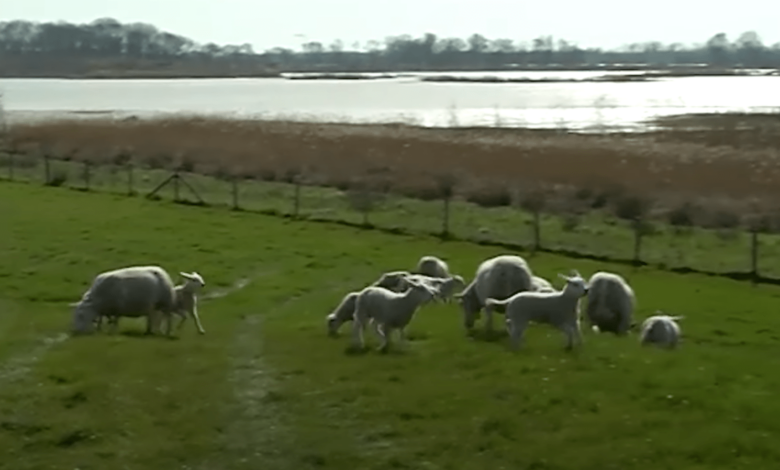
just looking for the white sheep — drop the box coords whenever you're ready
[486,270,589,351]
[453,254,534,335]
[398,273,466,303]
[351,279,439,352]
[531,275,555,293]
[583,271,636,335]
[326,291,359,336]
[70,265,178,335]
[639,313,684,349]
[371,270,413,292]
[166,272,207,335]
[414,255,450,278]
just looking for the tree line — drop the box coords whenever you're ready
[1,18,779,77]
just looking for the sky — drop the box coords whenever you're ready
[3,0,779,52]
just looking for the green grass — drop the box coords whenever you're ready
[3,180,780,469]
[3,155,780,279]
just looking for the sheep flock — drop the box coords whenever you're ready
[67,254,684,353]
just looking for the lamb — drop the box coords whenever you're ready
[326,291,359,336]
[486,270,589,351]
[70,265,178,335]
[583,271,636,335]
[453,254,534,335]
[414,255,450,278]
[351,279,439,352]
[166,272,207,335]
[531,276,555,293]
[639,312,684,349]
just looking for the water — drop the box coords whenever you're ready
[2,71,779,132]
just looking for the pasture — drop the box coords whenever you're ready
[2,182,780,470]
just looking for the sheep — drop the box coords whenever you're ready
[165,272,207,335]
[398,273,466,303]
[371,270,413,292]
[326,291,359,336]
[414,255,450,278]
[531,275,555,293]
[351,279,439,352]
[639,313,684,349]
[70,265,177,335]
[453,254,534,336]
[485,270,589,351]
[583,271,636,335]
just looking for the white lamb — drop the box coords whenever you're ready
[326,291,359,336]
[70,265,178,335]
[486,270,589,351]
[584,271,636,335]
[166,272,207,335]
[351,279,438,352]
[531,275,555,293]
[414,255,450,278]
[639,313,684,349]
[453,254,534,335]
[398,273,466,303]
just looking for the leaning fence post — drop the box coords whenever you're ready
[293,177,302,217]
[632,218,643,265]
[173,171,180,201]
[532,209,541,252]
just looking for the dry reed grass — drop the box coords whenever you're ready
[6,114,780,226]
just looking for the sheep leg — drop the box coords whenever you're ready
[484,308,495,338]
[397,328,407,348]
[108,316,119,335]
[563,324,581,351]
[376,324,390,353]
[507,318,527,350]
[190,303,206,335]
[351,317,366,350]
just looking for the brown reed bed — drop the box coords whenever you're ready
[5,114,780,227]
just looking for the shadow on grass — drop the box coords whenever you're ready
[118,330,180,341]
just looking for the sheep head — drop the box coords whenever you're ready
[558,271,589,297]
[180,271,206,290]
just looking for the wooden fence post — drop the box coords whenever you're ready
[44,155,51,184]
[441,196,451,237]
[532,209,541,252]
[127,164,134,195]
[83,161,91,191]
[232,177,239,210]
[293,178,301,217]
[7,152,13,181]
[750,229,759,283]
[173,171,180,201]
[633,218,643,265]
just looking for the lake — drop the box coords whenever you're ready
[2,71,779,132]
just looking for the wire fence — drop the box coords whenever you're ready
[1,151,778,283]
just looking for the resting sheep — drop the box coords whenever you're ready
[531,276,555,293]
[486,270,589,351]
[584,271,636,335]
[326,291,359,336]
[453,254,534,335]
[70,265,177,335]
[414,255,450,278]
[639,313,684,349]
[351,279,438,352]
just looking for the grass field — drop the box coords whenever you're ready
[3,181,780,469]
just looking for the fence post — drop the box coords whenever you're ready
[750,229,759,283]
[7,152,13,181]
[632,218,643,264]
[231,177,239,210]
[293,178,301,217]
[442,196,451,237]
[127,164,134,195]
[43,155,51,184]
[532,210,541,252]
[173,171,180,201]
[83,161,91,191]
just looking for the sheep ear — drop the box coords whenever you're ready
[180,272,196,281]
[67,302,80,307]
[557,273,570,281]
[572,269,582,278]
[671,315,685,321]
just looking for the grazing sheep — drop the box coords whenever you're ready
[640,313,684,349]
[486,270,589,351]
[70,265,177,335]
[453,255,534,335]
[326,291,359,336]
[584,271,636,335]
[351,280,439,352]
[166,272,207,335]
[414,255,450,278]
[399,273,466,303]
[371,270,413,292]
[531,276,555,293]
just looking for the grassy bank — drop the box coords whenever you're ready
[3,183,780,469]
